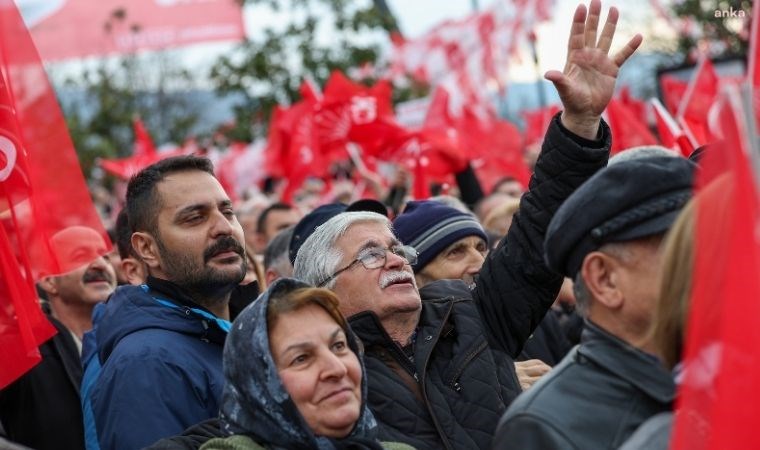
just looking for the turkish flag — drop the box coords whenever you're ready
[671,84,760,449]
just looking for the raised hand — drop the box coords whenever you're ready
[545,0,643,139]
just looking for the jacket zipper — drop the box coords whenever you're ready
[445,339,488,391]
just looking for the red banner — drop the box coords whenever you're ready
[24,0,245,61]
[671,83,760,449]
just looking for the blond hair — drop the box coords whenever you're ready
[650,199,695,369]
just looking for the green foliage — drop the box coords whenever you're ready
[210,0,417,141]
[671,0,753,61]
[56,9,201,177]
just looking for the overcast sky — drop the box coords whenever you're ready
[17,0,676,84]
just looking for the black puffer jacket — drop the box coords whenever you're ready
[348,115,612,450]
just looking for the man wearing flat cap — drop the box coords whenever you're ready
[493,152,695,449]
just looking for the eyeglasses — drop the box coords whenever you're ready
[317,244,418,287]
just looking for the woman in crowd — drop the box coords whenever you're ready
[201,278,413,450]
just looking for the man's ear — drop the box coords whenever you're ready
[131,232,160,270]
[581,251,624,310]
[38,276,58,297]
[122,258,148,286]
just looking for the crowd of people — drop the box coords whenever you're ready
[0,0,727,449]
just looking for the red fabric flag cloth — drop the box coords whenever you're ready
[660,75,690,115]
[0,1,108,386]
[28,0,245,61]
[676,58,719,145]
[651,97,693,156]
[748,0,760,129]
[618,87,648,124]
[470,119,531,193]
[671,84,760,449]
[383,87,465,190]
[99,118,184,180]
[0,1,110,278]
[604,98,658,155]
[132,117,157,157]
[316,71,407,160]
[522,104,560,147]
[0,223,56,389]
[263,106,288,180]
[266,98,329,204]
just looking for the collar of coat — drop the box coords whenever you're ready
[579,321,676,404]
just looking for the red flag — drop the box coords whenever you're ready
[0,224,56,389]
[265,96,329,204]
[0,1,108,386]
[316,71,407,160]
[618,87,647,124]
[99,118,185,180]
[671,84,760,449]
[522,104,560,147]
[660,75,690,115]
[748,0,760,128]
[604,98,659,155]
[133,117,157,157]
[263,106,288,179]
[384,88,464,188]
[0,1,110,278]
[468,117,531,193]
[651,98,693,156]
[677,58,719,145]
[28,0,245,61]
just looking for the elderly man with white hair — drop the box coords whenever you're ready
[292,2,642,447]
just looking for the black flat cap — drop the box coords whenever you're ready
[288,199,387,265]
[545,156,696,277]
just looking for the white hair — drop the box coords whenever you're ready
[293,211,392,288]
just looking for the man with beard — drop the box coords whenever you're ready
[0,226,116,450]
[82,156,248,450]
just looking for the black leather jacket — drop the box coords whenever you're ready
[493,322,676,450]
[350,115,612,450]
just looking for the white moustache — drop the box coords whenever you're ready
[379,270,415,289]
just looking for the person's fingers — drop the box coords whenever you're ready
[521,359,546,367]
[524,365,551,376]
[545,70,572,99]
[613,33,643,67]
[596,6,619,54]
[521,375,544,390]
[584,0,602,48]
[567,3,588,52]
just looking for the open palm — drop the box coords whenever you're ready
[546,0,643,131]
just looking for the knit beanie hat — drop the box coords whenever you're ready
[393,200,487,272]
